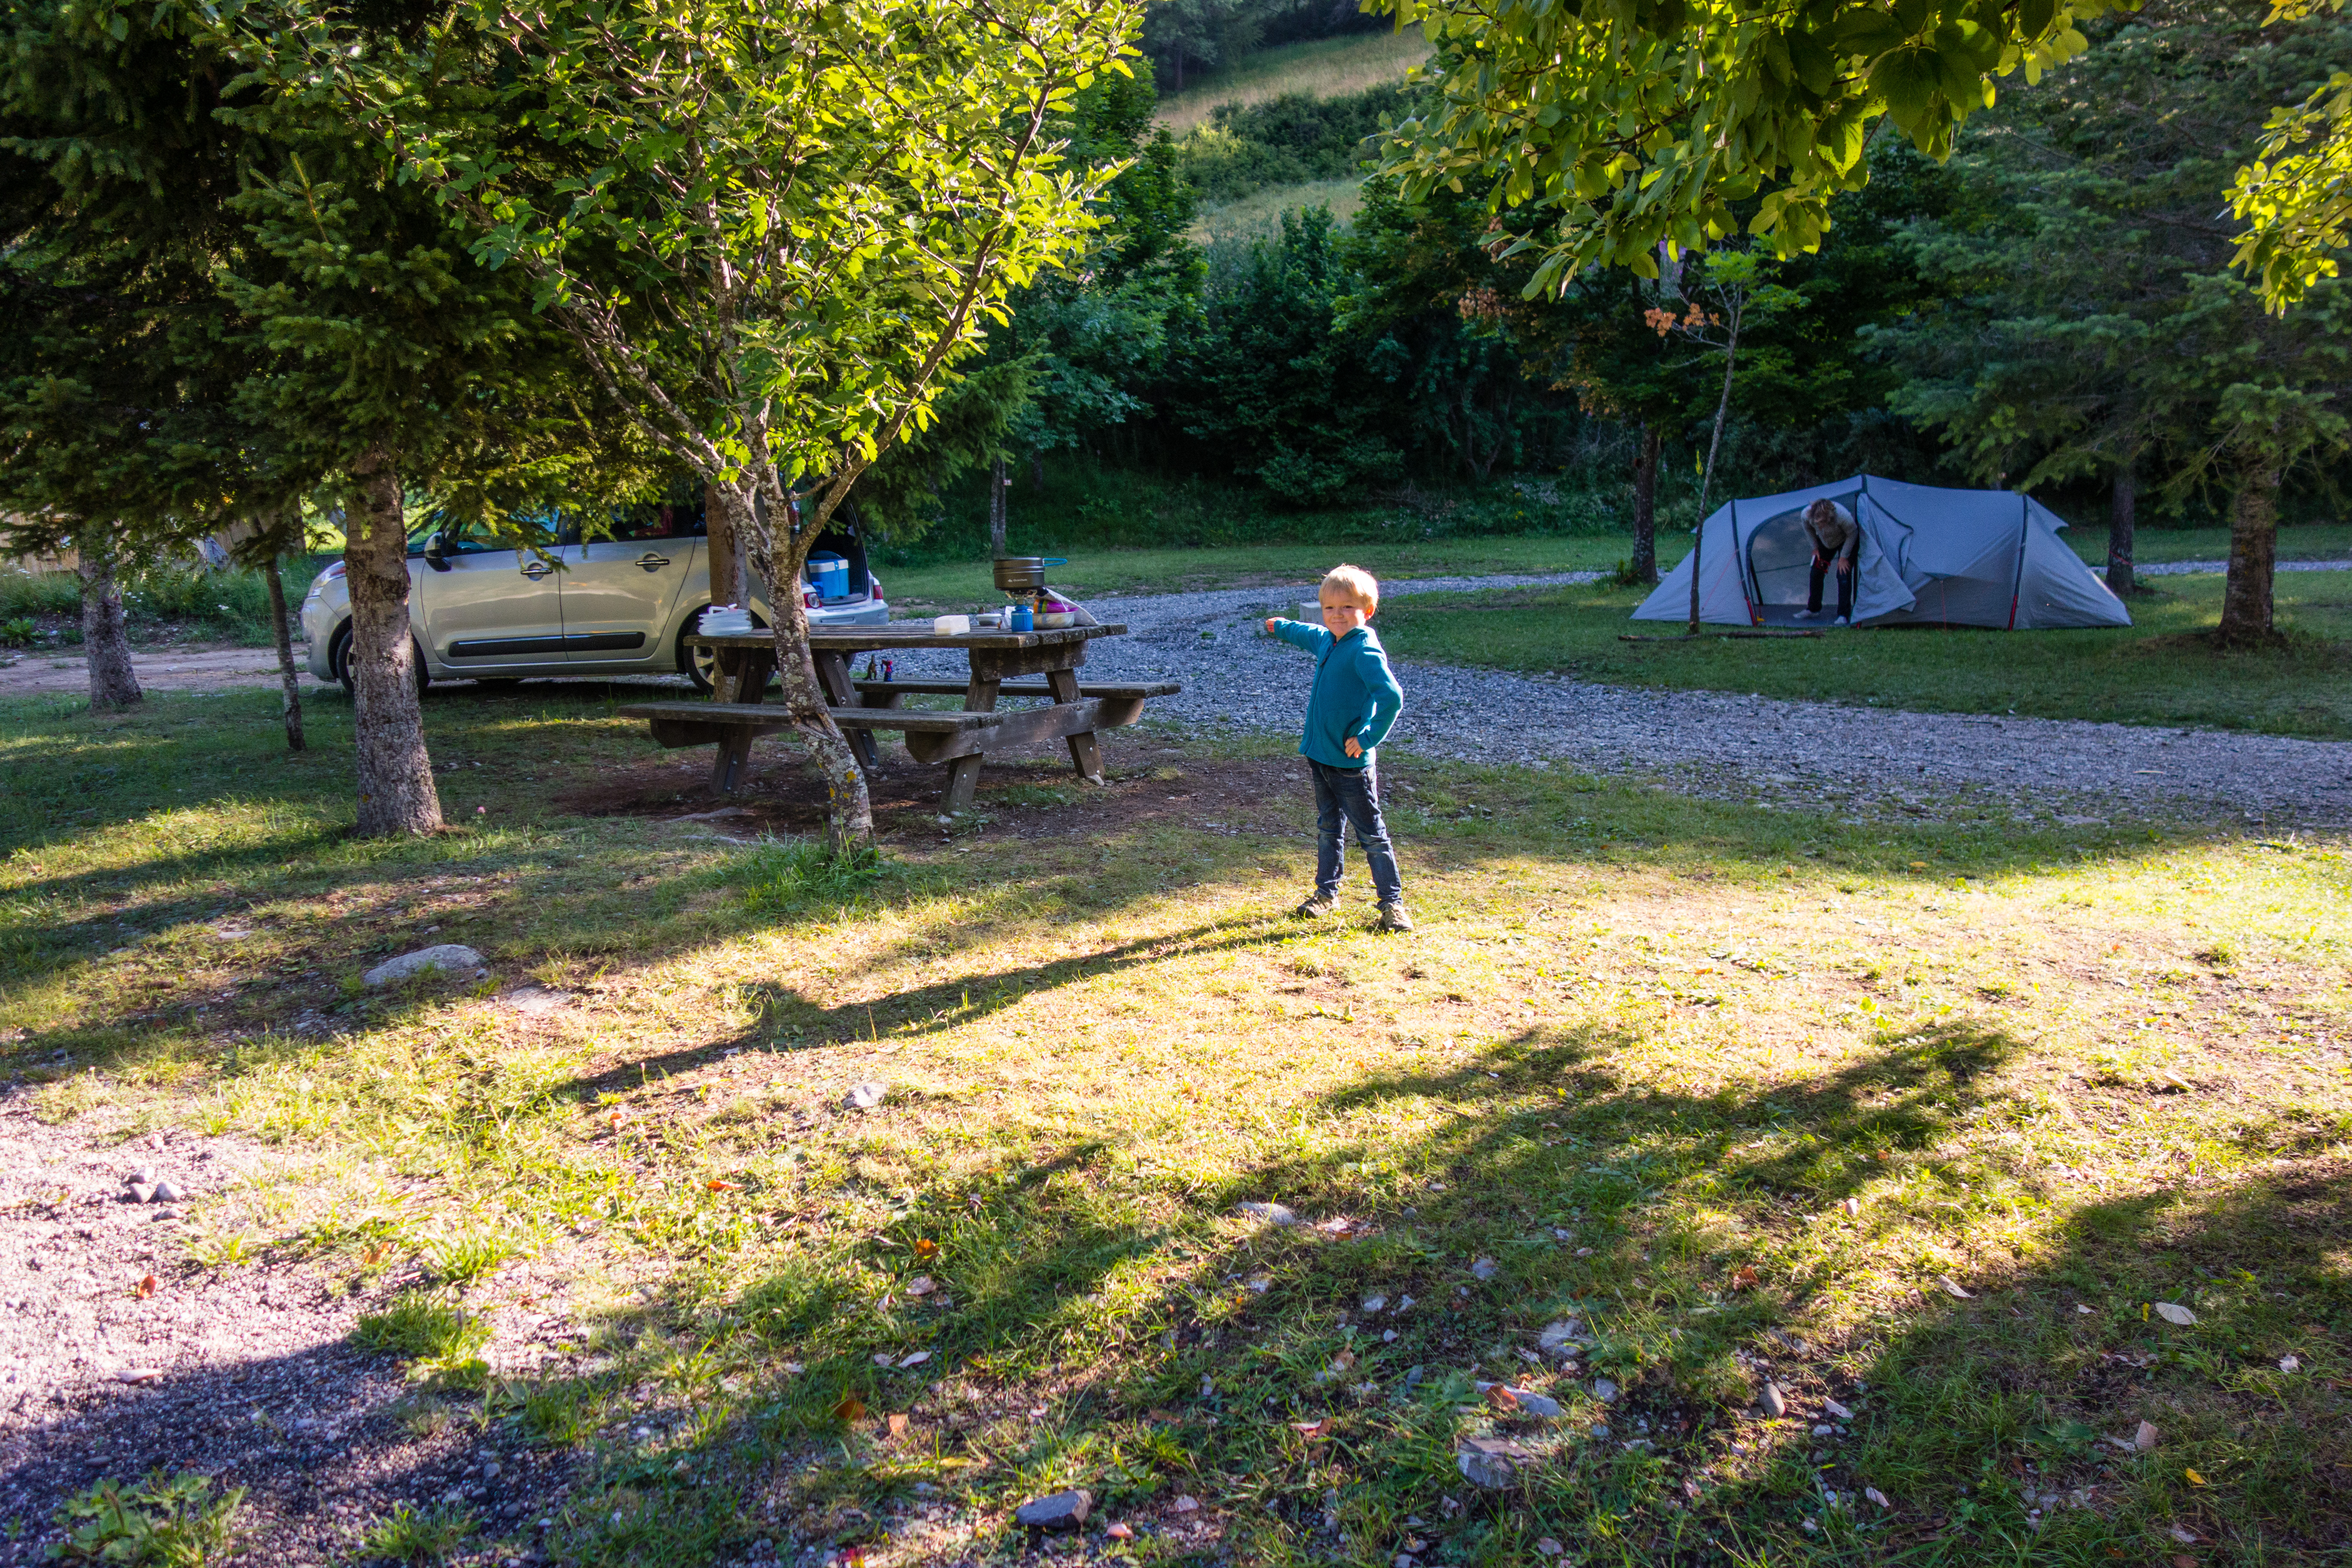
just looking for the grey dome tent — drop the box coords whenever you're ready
[1630,475,2132,630]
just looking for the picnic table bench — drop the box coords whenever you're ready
[619,625,1179,812]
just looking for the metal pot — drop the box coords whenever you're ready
[992,556,1066,592]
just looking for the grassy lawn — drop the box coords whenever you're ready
[1378,571,2352,740]
[1194,175,1370,243]
[1156,28,1430,135]
[3,687,2349,1566]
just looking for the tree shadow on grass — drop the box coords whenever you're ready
[444,1013,2352,1568]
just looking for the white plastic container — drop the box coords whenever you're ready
[699,606,756,637]
[932,614,972,635]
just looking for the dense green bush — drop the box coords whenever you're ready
[0,557,331,643]
[1178,84,1409,204]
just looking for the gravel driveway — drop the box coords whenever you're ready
[871,572,2352,826]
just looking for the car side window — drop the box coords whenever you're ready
[605,499,704,542]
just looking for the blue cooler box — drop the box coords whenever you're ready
[806,552,850,602]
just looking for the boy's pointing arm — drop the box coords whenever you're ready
[1267,618,1332,653]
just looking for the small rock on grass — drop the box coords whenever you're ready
[2135,1421,2159,1451]
[1170,1495,1201,1514]
[845,1081,888,1110]
[1234,1201,1297,1227]
[1470,1256,1498,1280]
[151,1180,182,1204]
[1473,1382,1562,1419]
[1015,1490,1093,1529]
[1591,1377,1620,1404]
[1759,1382,1787,1418]
[128,1182,157,1205]
[363,944,487,988]
[1456,1436,1533,1489]
[1539,1319,1584,1355]
[126,1165,156,1187]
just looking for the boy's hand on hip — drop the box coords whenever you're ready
[1344,736,1363,759]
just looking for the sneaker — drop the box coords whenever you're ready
[1833,616,1850,626]
[1376,902,1416,933]
[1792,609,1823,621]
[1294,891,1336,918]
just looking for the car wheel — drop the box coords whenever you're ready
[680,606,769,692]
[330,623,430,698]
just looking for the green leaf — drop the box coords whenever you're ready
[1788,29,1838,93]
[1893,0,1931,35]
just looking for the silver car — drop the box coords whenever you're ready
[302,507,888,692]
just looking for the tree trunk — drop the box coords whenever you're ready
[263,553,305,751]
[1631,424,1660,584]
[1689,309,1742,634]
[77,541,143,712]
[2216,456,2282,645]
[707,478,739,606]
[2106,462,2136,598]
[346,444,443,836]
[989,454,1009,557]
[725,484,875,851]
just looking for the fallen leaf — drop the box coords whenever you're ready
[1329,1350,1357,1372]
[134,1274,156,1300]
[2185,1468,2206,1486]
[1535,1538,1565,1557]
[2170,1524,2199,1544]
[906,1275,936,1297]
[873,1353,894,1367]
[2136,1420,2160,1451]
[2174,1557,2197,1568]
[707,1179,741,1191]
[832,1394,866,1421]
[1470,1256,1499,1280]
[1105,1522,1134,1540]
[1730,1265,1759,1291]
[1937,1276,1973,1299]
[1842,1197,1861,1216]
[1484,1385,1521,1411]
[1245,1272,1272,1294]
[1292,1418,1332,1438]
[887,1413,909,1439]
[1822,1397,1854,1419]
[913,1238,938,1259]
[1865,1487,1891,1508]
[2153,1302,2198,1327]
[2278,1354,2301,1373]
[899,1351,930,1368]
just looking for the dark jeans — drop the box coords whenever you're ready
[1808,557,1855,619]
[1311,758,1404,905]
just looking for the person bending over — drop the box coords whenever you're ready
[1796,498,1859,625]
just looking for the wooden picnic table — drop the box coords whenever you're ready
[618,625,1179,812]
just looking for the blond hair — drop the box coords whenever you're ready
[1320,563,1380,612]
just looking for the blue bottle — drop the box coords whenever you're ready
[1010,602,1034,632]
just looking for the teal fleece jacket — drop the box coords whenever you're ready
[1270,620,1404,769]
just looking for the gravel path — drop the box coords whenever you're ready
[2139,558,2352,575]
[870,572,2352,826]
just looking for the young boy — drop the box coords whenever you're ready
[1263,564,1412,931]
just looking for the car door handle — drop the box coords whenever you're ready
[635,552,671,573]
[519,560,554,580]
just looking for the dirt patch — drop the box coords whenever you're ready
[0,1105,586,1568]
[551,737,1323,849]
[0,646,309,699]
